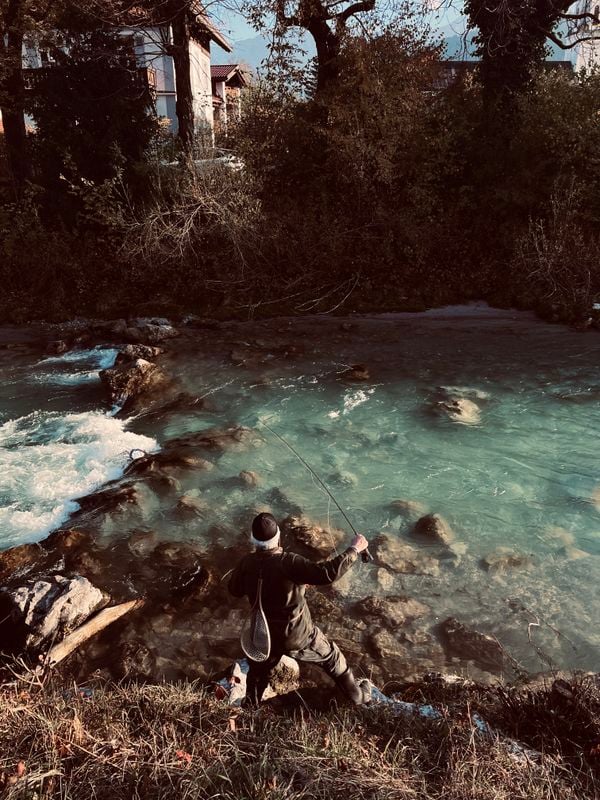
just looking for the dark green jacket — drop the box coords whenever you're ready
[228,547,358,651]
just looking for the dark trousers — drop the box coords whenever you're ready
[246,625,348,704]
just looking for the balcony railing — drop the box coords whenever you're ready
[23,65,157,94]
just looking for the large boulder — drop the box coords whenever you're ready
[115,344,163,365]
[281,515,345,559]
[372,534,440,577]
[1,575,108,650]
[99,358,171,412]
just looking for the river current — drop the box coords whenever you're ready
[1,306,599,678]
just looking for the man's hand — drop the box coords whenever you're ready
[350,533,369,553]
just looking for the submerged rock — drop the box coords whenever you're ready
[239,470,261,488]
[127,530,159,558]
[76,481,143,516]
[354,595,430,628]
[125,449,213,478]
[412,514,455,546]
[281,515,345,559]
[340,364,370,382]
[176,495,210,519]
[389,500,428,521]
[481,547,533,573]
[438,617,505,672]
[372,534,440,576]
[556,545,590,561]
[165,426,263,454]
[430,387,482,426]
[545,526,575,547]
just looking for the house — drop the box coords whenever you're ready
[568,0,600,69]
[15,5,232,138]
[433,59,573,90]
[211,64,248,134]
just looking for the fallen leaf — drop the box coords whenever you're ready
[176,750,192,765]
[16,762,26,778]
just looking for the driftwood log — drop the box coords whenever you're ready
[43,599,144,670]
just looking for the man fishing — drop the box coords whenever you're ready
[228,512,372,705]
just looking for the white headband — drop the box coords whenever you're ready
[251,526,281,550]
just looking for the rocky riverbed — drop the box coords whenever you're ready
[0,307,599,687]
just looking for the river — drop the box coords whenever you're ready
[1,305,599,679]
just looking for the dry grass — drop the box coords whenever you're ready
[0,674,598,800]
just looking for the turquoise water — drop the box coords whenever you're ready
[1,307,600,675]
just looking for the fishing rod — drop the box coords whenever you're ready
[259,419,373,563]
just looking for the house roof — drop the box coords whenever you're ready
[195,12,231,52]
[211,64,247,86]
[189,2,231,51]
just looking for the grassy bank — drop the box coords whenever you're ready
[1,674,599,799]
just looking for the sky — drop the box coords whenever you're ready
[213,1,468,45]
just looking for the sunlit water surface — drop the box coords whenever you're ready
[1,307,599,676]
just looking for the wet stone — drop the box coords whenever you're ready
[341,364,370,381]
[354,595,430,629]
[438,617,505,672]
[99,358,171,412]
[389,500,428,521]
[115,344,163,364]
[430,387,481,426]
[239,470,261,488]
[281,515,345,559]
[176,495,211,519]
[372,534,440,577]
[128,529,159,558]
[412,514,455,546]
[481,547,533,573]
[0,542,46,583]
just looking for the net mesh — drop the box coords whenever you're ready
[240,578,271,662]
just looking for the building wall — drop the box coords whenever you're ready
[189,38,214,139]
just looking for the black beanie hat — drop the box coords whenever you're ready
[251,512,279,541]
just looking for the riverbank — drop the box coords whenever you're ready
[1,671,599,800]
[1,307,599,690]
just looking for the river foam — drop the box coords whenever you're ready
[0,410,157,547]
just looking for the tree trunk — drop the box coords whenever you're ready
[0,0,29,197]
[170,9,194,153]
[307,17,340,97]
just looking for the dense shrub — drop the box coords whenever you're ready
[2,23,600,322]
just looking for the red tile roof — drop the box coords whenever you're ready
[211,64,239,80]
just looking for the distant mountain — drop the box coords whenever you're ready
[229,35,270,71]
[443,31,477,60]
[230,27,572,73]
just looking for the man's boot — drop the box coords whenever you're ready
[335,667,371,705]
